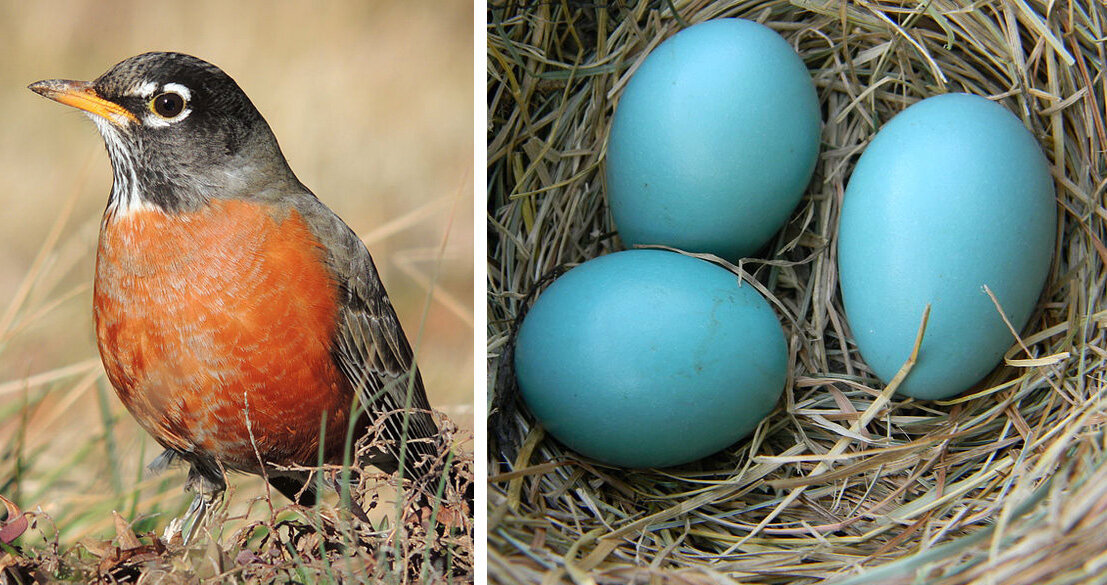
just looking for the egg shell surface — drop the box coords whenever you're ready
[514,249,787,468]
[838,93,1056,400]
[606,18,821,261]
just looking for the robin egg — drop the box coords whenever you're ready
[606,18,821,261]
[838,93,1056,400]
[514,250,787,468]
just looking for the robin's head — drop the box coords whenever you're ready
[29,52,294,214]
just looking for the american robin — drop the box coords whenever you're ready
[28,52,448,541]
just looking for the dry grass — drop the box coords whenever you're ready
[2,424,474,583]
[0,0,474,583]
[488,1,1107,583]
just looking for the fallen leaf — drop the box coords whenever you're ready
[112,511,142,550]
[0,494,27,544]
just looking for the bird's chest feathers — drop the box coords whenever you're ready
[93,199,344,458]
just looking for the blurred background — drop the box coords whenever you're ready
[0,0,473,543]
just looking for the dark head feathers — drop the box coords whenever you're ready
[72,52,294,212]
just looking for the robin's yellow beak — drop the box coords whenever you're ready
[28,79,137,126]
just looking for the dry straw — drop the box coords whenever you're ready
[488,1,1107,583]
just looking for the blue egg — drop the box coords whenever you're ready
[839,93,1056,400]
[514,250,787,468]
[607,18,821,261]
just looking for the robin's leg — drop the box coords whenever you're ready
[162,461,226,544]
[268,474,317,505]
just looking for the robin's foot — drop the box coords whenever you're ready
[163,463,226,545]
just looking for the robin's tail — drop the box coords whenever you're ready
[378,411,473,519]
[400,430,473,535]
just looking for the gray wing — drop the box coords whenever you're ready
[295,195,440,480]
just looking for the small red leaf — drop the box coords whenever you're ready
[0,495,27,545]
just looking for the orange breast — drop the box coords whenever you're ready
[94,199,356,471]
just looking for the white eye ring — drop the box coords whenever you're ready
[145,83,192,126]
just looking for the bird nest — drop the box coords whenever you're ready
[487,1,1107,583]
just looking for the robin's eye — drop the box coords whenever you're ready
[151,92,186,118]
